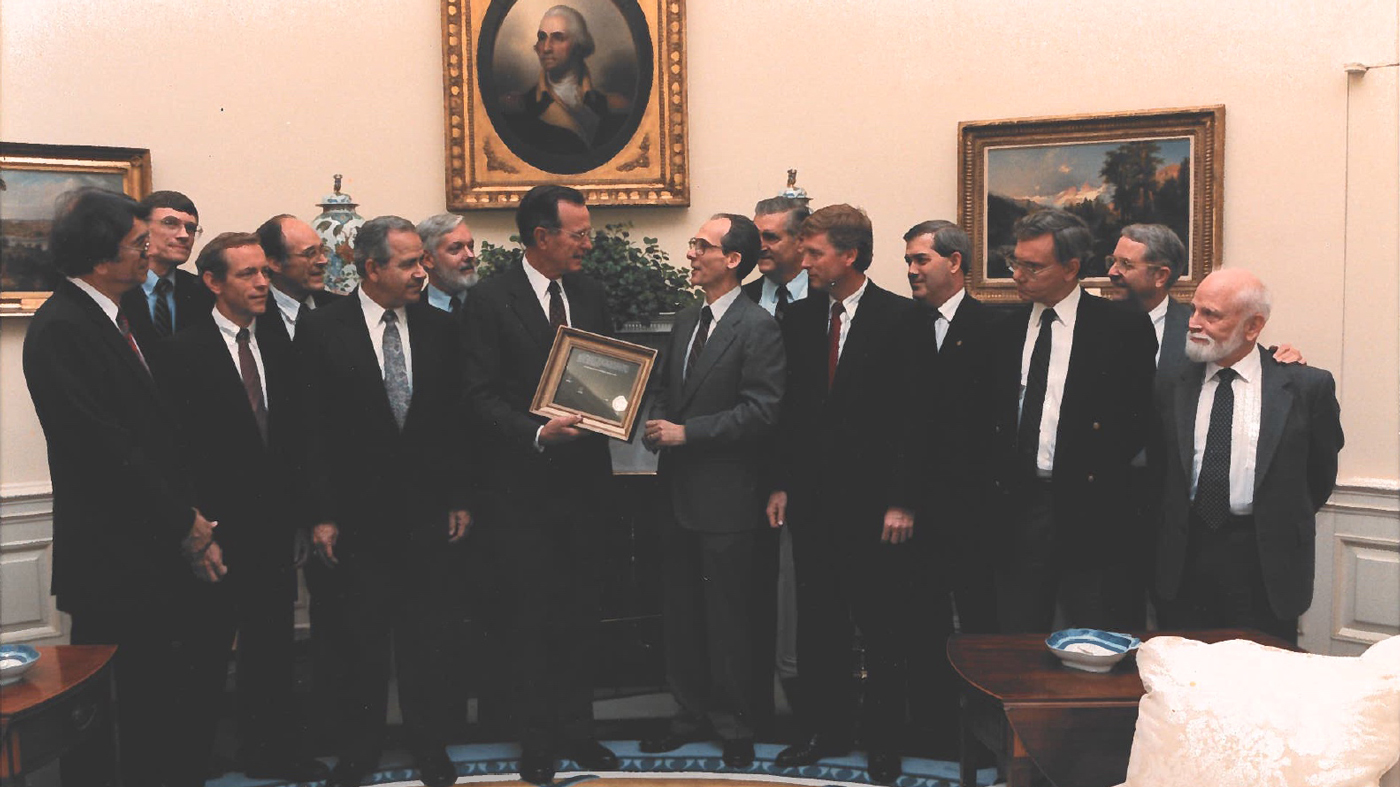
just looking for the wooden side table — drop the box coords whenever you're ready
[0,645,118,785]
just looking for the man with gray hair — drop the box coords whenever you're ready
[986,208,1157,633]
[298,215,472,787]
[417,212,479,313]
[743,196,817,321]
[1151,269,1342,645]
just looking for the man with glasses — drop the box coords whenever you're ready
[255,214,343,346]
[985,208,1157,634]
[24,188,216,787]
[460,184,618,785]
[119,190,214,350]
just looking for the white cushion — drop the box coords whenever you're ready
[1116,635,1400,787]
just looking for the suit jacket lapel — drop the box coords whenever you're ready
[668,306,699,400]
[1253,349,1292,491]
[831,282,886,392]
[342,291,399,429]
[72,282,159,394]
[678,299,741,409]
[1174,362,1205,479]
[505,263,557,350]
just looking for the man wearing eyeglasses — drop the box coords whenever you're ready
[254,214,344,346]
[460,184,618,785]
[985,208,1157,634]
[118,190,214,350]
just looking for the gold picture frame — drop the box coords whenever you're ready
[958,106,1224,303]
[531,326,657,440]
[1,142,153,316]
[440,0,689,209]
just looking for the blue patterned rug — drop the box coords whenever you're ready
[204,741,999,787]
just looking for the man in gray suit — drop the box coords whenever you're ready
[641,214,785,767]
[1151,269,1343,646]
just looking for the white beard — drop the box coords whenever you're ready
[1185,326,1247,364]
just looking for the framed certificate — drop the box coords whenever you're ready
[531,326,657,440]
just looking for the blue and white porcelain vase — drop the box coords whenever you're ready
[312,174,365,295]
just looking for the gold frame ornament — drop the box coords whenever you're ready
[531,326,658,440]
[958,106,1224,303]
[441,0,689,209]
[1,142,153,315]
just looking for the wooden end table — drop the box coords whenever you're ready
[0,645,118,785]
[947,629,1293,787]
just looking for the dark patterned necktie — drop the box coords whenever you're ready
[685,305,713,379]
[827,301,845,389]
[115,311,149,373]
[547,280,567,329]
[1018,307,1056,471]
[775,285,790,322]
[382,310,410,429]
[236,329,268,444]
[1193,367,1238,529]
[152,277,174,338]
[450,293,463,313]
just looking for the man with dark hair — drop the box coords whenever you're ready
[23,188,216,787]
[119,189,214,349]
[986,208,1157,633]
[461,184,619,785]
[767,204,923,783]
[298,216,471,787]
[152,233,328,785]
[639,214,784,767]
[744,196,816,321]
[902,219,1003,753]
[417,212,479,313]
[255,214,341,345]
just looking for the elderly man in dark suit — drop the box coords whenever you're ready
[460,184,619,785]
[118,190,213,349]
[152,232,328,785]
[639,214,784,767]
[298,216,471,787]
[1152,269,1342,646]
[23,188,216,787]
[986,209,1157,634]
[766,204,924,784]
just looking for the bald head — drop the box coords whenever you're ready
[1187,269,1271,367]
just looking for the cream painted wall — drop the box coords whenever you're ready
[2,0,1397,491]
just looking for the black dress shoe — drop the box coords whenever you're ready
[639,731,692,754]
[415,747,458,787]
[328,755,376,787]
[564,739,618,770]
[244,754,331,782]
[722,739,755,768]
[867,750,902,784]
[775,734,852,767]
[519,752,556,785]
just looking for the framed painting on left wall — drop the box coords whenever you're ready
[1,143,152,316]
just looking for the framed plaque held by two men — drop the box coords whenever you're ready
[531,326,657,440]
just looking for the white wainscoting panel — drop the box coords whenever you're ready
[0,483,65,644]
[1303,480,1400,656]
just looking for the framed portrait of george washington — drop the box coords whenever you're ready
[441,0,689,209]
[958,106,1224,303]
[1,142,153,315]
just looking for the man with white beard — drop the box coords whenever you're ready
[1150,269,1343,645]
[418,213,479,313]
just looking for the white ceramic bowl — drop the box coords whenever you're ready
[0,644,40,687]
[1046,628,1141,673]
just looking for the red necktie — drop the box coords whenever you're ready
[115,311,150,373]
[827,301,845,389]
[236,328,269,444]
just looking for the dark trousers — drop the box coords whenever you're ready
[660,522,757,741]
[1156,514,1297,645]
[304,556,354,747]
[748,526,780,736]
[176,566,300,783]
[790,519,913,746]
[64,606,182,787]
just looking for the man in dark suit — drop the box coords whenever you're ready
[418,212,480,313]
[766,204,923,783]
[639,214,784,767]
[23,188,216,787]
[152,232,328,785]
[986,208,1157,634]
[1152,269,1342,646]
[459,185,619,785]
[119,190,214,350]
[743,196,817,320]
[902,219,1003,752]
[298,216,471,787]
[255,214,341,346]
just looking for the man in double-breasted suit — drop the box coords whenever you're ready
[985,209,1157,634]
[298,216,471,787]
[152,232,327,785]
[1152,269,1342,646]
[459,185,619,785]
[119,190,214,350]
[23,188,216,787]
[766,204,924,784]
[639,214,784,767]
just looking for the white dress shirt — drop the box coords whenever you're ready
[68,276,121,328]
[685,286,741,381]
[1019,285,1083,476]
[522,254,572,327]
[933,287,967,350]
[829,276,870,361]
[755,270,811,316]
[1148,295,1170,366]
[1191,346,1263,514]
[211,307,267,404]
[271,286,318,340]
[358,288,413,394]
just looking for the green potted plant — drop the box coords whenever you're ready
[476,222,699,332]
